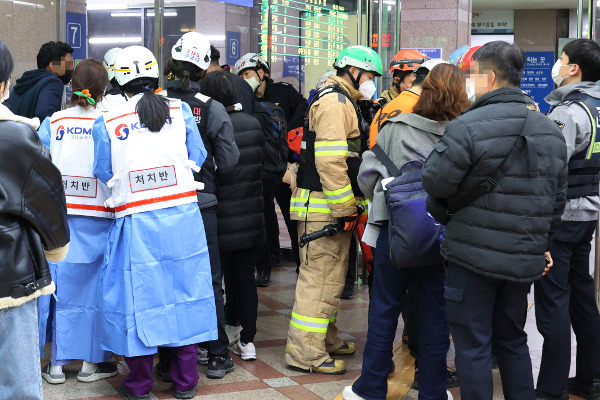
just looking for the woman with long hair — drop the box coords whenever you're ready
[344,63,471,400]
[37,59,118,385]
[92,46,216,400]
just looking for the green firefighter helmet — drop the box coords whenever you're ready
[333,46,383,76]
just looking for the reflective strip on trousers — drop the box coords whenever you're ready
[323,184,354,204]
[315,140,349,157]
[329,308,338,323]
[290,311,329,333]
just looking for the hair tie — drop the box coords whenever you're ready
[74,89,96,105]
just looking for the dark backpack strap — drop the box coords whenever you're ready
[450,110,537,214]
[371,144,401,177]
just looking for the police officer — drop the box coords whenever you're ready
[161,32,239,381]
[285,45,382,375]
[535,38,600,400]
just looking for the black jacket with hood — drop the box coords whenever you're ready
[7,69,64,121]
[422,87,568,282]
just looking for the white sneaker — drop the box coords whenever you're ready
[232,340,256,361]
[447,390,454,400]
[343,386,365,400]
[197,346,209,365]
[225,324,241,346]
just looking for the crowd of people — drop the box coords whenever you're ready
[0,30,599,400]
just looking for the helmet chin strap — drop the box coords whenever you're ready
[344,66,364,90]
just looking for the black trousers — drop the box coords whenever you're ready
[535,220,600,395]
[445,262,534,400]
[256,179,280,274]
[274,181,300,268]
[223,247,259,344]
[344,235,357,288]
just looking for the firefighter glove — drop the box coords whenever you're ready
[342,213,358,232]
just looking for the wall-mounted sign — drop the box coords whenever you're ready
[402,48,443,59]
[520,51,554,114]
[472,10,514,34]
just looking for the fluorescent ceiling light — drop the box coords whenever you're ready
[89,36,143,44]
[87,3,127,10]
[110,11,178,17]
[13,0,44,7]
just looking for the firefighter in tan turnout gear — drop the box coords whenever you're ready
[286,46,383,374]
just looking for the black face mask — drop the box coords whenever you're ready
[59,69,73,85]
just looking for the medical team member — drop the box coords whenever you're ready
[92,46,217,400]
[37,59,118,385]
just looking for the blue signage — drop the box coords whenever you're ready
[226,31,241,67]
[65,12,87,105]
[520,52,554,114]
[220,0,253,6]
[282,56,305,83]
[402,48,443,59]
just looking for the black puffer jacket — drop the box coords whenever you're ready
[0,119,70,307]
[216,110,266,251]
[422,88,568,282]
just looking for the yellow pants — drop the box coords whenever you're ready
[285,219,352,369]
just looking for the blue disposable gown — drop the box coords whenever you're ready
[92,101,217,357]
[37,116,114,363]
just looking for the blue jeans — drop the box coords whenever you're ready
[0,299,44,399]
[353,223,449,400]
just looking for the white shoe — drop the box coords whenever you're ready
[447,390,454,400]
[343,386,365,400]
[76,362,118,383]
[232,340,256,361]
[225,324,241,346]
[197,346,209,365]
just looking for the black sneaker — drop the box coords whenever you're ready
[567,376,600,400]
[117,383,151,399]
[412,368,459,390]
[174,385,197,399]
[341,285,354,300]
[206,356,235,379]
[535,389,569,400]
[256,270,270,287]
[155,360,171,382]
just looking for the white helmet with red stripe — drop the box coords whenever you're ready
[114,46,159,86]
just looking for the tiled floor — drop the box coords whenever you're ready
[40,212,589,400]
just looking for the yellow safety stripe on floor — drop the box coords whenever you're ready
[329,308,338,323]
[290,311,329,333]
[334,338,415,400]
[315,140,349,157]
[323,184,354,205]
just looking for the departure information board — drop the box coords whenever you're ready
[259,0,351,68]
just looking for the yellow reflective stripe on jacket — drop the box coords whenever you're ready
[290,311,329,333]
[356,199,369,215]
[329,308,338,323]
[290,189,332,217]
[323,184,354,205]
[315,140,349,157]
[347,138,362,153]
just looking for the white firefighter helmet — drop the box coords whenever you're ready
[233,53,270,75]
[172,32,212,70]
[114,46,159,86]
[103,47,123,81]
[414,58,450,75]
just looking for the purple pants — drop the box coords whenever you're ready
[123,344,198,396]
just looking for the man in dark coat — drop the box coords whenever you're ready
[7,41,73,121]
[422,41,568,400]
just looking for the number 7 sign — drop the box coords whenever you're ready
[67,22,82,49]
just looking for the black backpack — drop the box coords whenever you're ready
[253,101,288,179]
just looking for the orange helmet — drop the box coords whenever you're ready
[456,46,481,71]
[389,49,429,74]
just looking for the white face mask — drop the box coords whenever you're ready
[244,76,260,92]
[551,59,573,87]
[465,77,476,102]
[359,79,376,100]
[0,81,9,103]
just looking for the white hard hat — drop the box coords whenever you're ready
[414,59,450,75]
[103,47,123,81]
[316,71,335,90]
[172,32,211,70]
[114,46,159,86]
[233,53,269,75]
